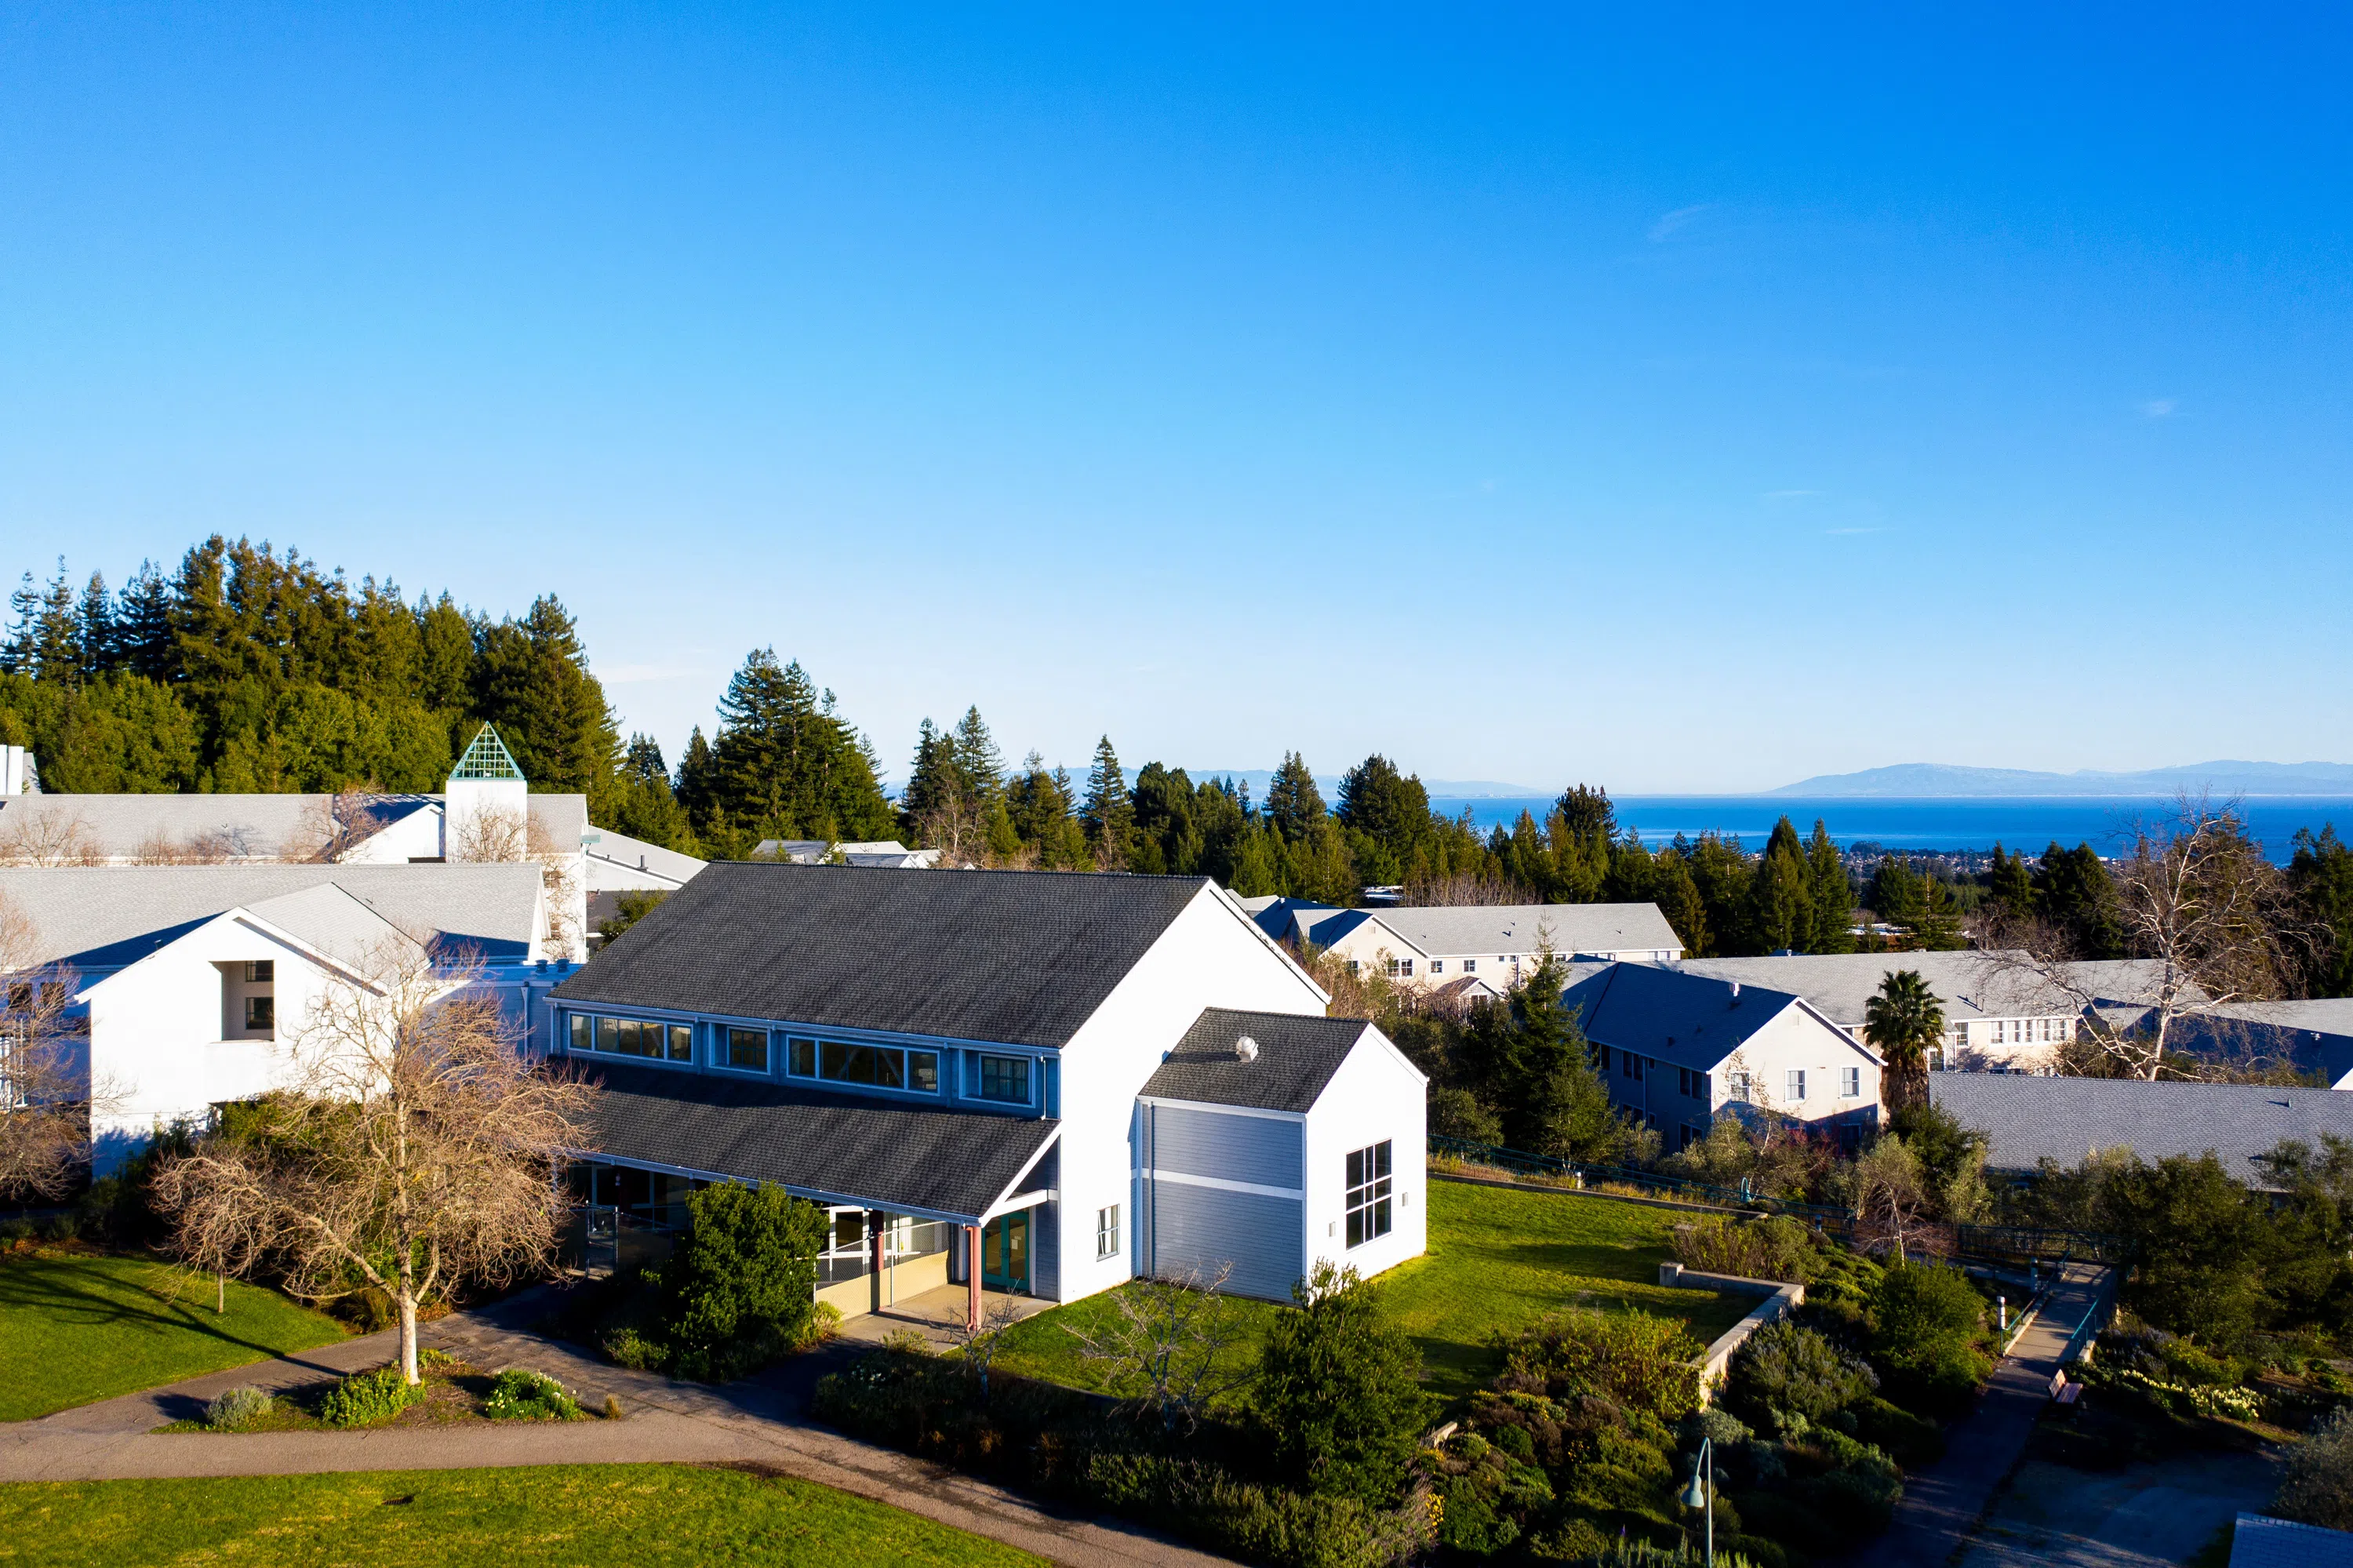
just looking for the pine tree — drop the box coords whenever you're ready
[1651,847,1711,956]
[1081,736,1133,868]
[703,649,892,846]
[1986,841,2036,922]
[1265,752,1326,843]
[1805,820,1855,953]
[1747,821,1813,955]
[468,595,619,796]
[114,561,177,682]
[950,706,1005,817]
[1337,755,1429,879]
[75,573,116,679]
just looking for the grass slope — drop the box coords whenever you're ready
[995,1178,1753,1402]
[0,1464,1040,1567]
[0,1250,347,1422]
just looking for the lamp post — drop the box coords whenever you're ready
[1680,1436,1714,1566]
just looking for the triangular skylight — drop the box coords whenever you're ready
[451,725,526,781]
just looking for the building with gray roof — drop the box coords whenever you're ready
[1932,1073,2353,1188]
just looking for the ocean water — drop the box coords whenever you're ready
[1424,796,2353,864]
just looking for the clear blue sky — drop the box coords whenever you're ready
[5,5,2348,792]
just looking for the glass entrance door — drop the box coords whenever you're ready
[981,1210,1030,1293]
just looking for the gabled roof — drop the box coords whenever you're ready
[1140,1007,1378,1115]
[1676,951,2176,1028]
[573,1060,1060,1223]
[1300,902,1683,959]
[1565,962,1872,1072]
[2229,1513,2353,1568]
[0,864,544,970]
[551,863,1220,1049]
[0,791,586,863]
[1933,1072,2353,1188]
[583,828,707,887]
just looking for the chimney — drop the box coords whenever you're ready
[1235,1035,1260,1063]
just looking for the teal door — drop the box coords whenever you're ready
[982,1210,1030,1293]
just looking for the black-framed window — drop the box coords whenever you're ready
[243,995,275,1031]
[976,1054,1031,1104]
[1345,1141,1393,1250]
[726,1028,769,1071]
[569,1013,692,1062]
[786,1039,940,1093]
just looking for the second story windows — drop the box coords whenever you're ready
[571,1013,694,1064]
[976,1053,1032,1104]
[726,1027,769,1071]
[784,1036,941,1094]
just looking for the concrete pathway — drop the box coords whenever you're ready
[0,1284,1227,1568]
[1952,1448,2280,1568]
[1844,1261,2115,1568]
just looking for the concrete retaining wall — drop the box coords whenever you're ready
[1658,1261,1806,1406]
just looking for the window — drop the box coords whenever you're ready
[1726,1071,1752,1104]
[1842,1066,1860,1097]
[243,960,274,983]
[243,995,275,1031]
[1785,1069,1807,1101]
[788,1037,816,1077]
[784,1039,940,1093]
[1598,1045,1613,1071]
[569,1013,693,1062]
[1345,1141,1393,1249]
[1622,1052,1642,1080]
[1953,1022,1970,1046]
[1430,959,1445,975]
[726,1028,769,1071]
[1678,1068,1708,1100]
[1463,958,1476,973]
[1346,960,1362,977]
[1386,957,1416,977]
[1096,1204,1121,1260]
[976,1054,1032,1104]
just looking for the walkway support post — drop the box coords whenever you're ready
[966,1224,982,1333]
[870,1211,886,1314]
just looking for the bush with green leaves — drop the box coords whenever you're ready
[1722,1320,1878,1433]
[660,1181,827,1381]
[202,1386,275,1431]
[1493,1308,1704,1421]
[2277,1406,2353,1530]
[1089,1453,1415,1568]
[1252,1261,1428,1506]
[482,1368,584,1421]
[317,1366,423,1428]
[1868,1262,1989,1416]
[1671,1217,1818,1284]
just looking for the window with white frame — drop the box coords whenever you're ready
[1463,958,1477,973]
[1345,1141,1393,1249]
[1430,959,1444,975]
[1726,1071,1752,1103]
[1842,1065,1860,1097]
[1785,1068,1807,1101]
[1096,1204,1120,1260]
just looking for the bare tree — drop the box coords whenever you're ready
[131,824,242,865]
[0,892,90,1200]
[1843,1135,1947,1264]
[1980,795,2302,1079]
[1398,870,1537,908]
[1067,1264,1253,1435]
[153,940,593,1384]
[447,799,585,961]
[941,1293,1030,1405]
[0,809,105,867]
[300,788,388,863]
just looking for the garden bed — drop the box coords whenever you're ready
[156,1354,602,1433]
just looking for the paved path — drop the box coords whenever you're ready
[1846,1261,2115,1568]
[0,1285,1228,1568]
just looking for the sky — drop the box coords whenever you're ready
[4,5,2350,794]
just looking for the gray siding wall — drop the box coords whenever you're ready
[1031,1201,1060,1300]
[1145,1104,1302,1190]
[1146,1181,1303,1303]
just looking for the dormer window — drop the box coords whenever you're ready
[976,1054,1031,1104]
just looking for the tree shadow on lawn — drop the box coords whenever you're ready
[0,1254,337,1368]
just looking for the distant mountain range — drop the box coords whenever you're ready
[1769,762,2353,799]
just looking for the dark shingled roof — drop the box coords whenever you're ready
[1140,1007,1375,1115]
[1933,1072,2353,1189]
[553,863,1213,1048]
[574,1061,1059,1221]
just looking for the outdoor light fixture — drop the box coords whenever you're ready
[1680,1437,1715,1566]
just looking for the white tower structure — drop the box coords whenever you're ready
[444,726,529,860]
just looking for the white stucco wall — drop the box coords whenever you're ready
[1301,1024,1427,1286]
[1050,886,1331,1307]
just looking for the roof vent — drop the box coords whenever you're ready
[1729,981,1741,1001]
[1235,1035,1260,1063]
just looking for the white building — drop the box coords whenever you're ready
[1565,962,1884,1151]
[0,863,561,1171]
[548,866,1428,1324]
[0,727,602,960]
[1249,900,1684,987]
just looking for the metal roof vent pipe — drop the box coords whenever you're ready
[1730,981,1741,1002]
[1235,1035,1260,1063]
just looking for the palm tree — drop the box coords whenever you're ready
[1864,969,1945,1110]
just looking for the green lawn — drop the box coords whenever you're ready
[994,1178,1755,1402]
[0,1464,1040,1567]
[0,1250,348,1423]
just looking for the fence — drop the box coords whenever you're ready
[1428,1133,2125,1264]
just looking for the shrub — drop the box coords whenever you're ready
[317,1366,423,1428]
[1494,1308,1704,1421]
[1849,1395,1944,1466]
[1870,1263,1989,1416]
[602,1328,665,1370]
[1429,1086,1505,1146]
[1086,1452,1417,1568]
[42,1213,78,1242]
[2278,1406,2353,1530]
[660,1182,827,1380]
[0,1217,35,1243]
[1253,1261,1428,1505]
[1723,1320,1878,1432]
[1564,1541,1765,1568]
[203,1386,275,1431]
[482,1369,584,1421]
[1672,1217,1817,1283]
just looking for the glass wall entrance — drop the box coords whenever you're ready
[981,1210,1030,1293]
